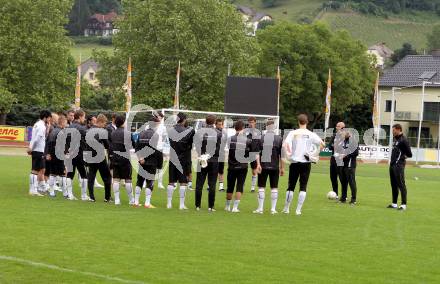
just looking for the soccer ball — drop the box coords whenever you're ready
[327,191,338,200]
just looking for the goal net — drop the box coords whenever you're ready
[130,108,280,135]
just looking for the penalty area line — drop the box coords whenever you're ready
[0,255,147,284]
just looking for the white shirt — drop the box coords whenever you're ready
[284,128,322,163]
[156,123,168,151]
[145,121,169,153]
[29,120,46,153]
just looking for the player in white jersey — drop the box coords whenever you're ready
[282,114,324,215]
[28,110,52,196]
[154,111,167,189]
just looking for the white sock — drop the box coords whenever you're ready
[233,199,240,210]
[188,181,192,188]
[284,191,294,210]
[251,175,257,188]
[66,178,74,198]
[296,191,307,213]
[271,189,278,211]
[167,185,175,207]
[55,176,61,189]
[225,199,231,209]
[179,186,187,208]
[38,180,46,192]
[257,188,265,211]
[157,168,165,184]
[219,182,224,190]
[145,188,152,206]
[61,177,67,197]
[29,174,37,194]
[113,181,120,204]
[81,178,88,199]
[125,182,134,204]
[134,186,142,205]
[48,175,56,195]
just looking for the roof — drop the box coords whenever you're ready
[368,42,393,59]
[236,5,255,16]
[251,12,272,22]
[80,59,100,75]
[236,5,272,23]
[379,55,440,87]
[90,11,118,23]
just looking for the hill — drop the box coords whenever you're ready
[235,0,439,50]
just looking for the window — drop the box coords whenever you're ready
[89,72,95,80]
[423,102,440,122]
[385,100,396,112]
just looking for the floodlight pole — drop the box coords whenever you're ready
[376,90,383,164]
[416,81,427,165]
[389,87,397,165]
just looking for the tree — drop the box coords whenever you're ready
[257,22,376,128]
[391,43,417,65]
[427,24,440,51]
[0,0,75,124]
[0,79,17,125]
[67,0,91,36]
[95,0,259,112]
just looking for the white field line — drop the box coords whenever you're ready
[0,255,147,284]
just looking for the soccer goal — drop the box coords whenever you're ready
[131,108,280,135]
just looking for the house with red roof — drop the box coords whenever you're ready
[84,11,118,37]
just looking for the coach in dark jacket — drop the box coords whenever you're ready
[328,122,345,197]
[388,124,412,211]
[338,131,359,205]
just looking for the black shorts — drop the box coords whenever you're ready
[156,152,164,169]
[50,160,66,176]
[136,164,158,188]
[112,161,132,180]
[44,159,51,176]
[66,155,88,179]
[31,151,45,171]
[218,162,225,175]
[258,169,279,189]
[169,161,191,184]
[226,168,248,194]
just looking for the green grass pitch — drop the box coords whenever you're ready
[0,155,439,283]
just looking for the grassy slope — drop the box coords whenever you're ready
[318,10,434,50]
[69,44,114,62]
[236,0,439,49]
[0,155,439,283]
[236,0,324,22]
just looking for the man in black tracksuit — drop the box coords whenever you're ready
[85,114,112,202]
[134,114,162,208]
[166,113,196,210]
[225,120,259,213]
[195,115,225,211]
[328,122,345,198]
[337,131,359,205]
[253,119,284,214]
[66,109,89,201]
[110,115,135,205]
[388,124,412,211]
[46,113,67,197]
